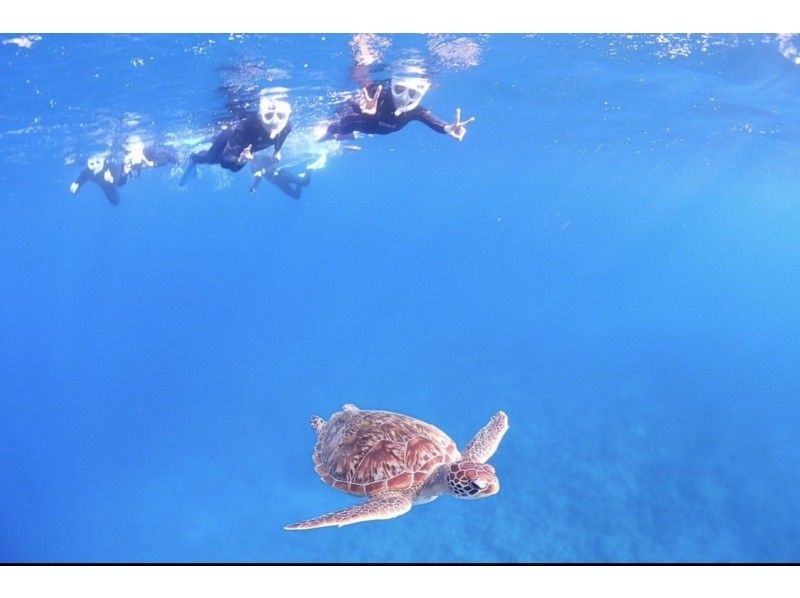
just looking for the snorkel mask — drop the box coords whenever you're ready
[258,97,292,139]
[390,77,431,117]
[87,153,107,175]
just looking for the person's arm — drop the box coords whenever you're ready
[108,163,128,187]
[412,108,448,134]
[220,129,249,171]
[70,168,92,193]
[249,169,265,194]
[416,107,475,141]
[272,121,292,160]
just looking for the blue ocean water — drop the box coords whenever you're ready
[1,33,799,563]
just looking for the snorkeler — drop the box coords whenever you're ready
[123,142,178,178]
[248,159,312,200]
[318,76,475,142]
[180,96,293,186]
[69,153,128,206]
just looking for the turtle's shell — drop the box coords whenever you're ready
[313,408,461,496]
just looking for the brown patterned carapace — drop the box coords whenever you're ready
[313,408,460,496]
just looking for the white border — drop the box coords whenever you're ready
[2,4,798,592]
[1,1,797,33]
[1,565,799,597]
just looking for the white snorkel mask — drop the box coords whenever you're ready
[390,77,431,117]
[258,97,292,140]
[87,153,107,175]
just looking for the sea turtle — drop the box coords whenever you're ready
[284,404,509,530]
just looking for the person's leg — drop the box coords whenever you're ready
[192,129,232,164]
[269,168,307,200]
[319,113,365,141]
[100,183,120,206]
[180,131,230,185]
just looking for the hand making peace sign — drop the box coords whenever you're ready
[444,108,475,142]
[239,144,255,162]
[359,85,382,115]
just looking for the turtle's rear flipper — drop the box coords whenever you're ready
[284,492,412,531]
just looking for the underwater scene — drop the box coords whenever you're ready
[1,33,799,562]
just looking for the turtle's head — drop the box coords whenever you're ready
[445,462,499,499]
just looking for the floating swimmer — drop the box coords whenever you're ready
[180,96,293,186]
[69,153,127,206]
[123,141,178,178]
[319,75,475,143]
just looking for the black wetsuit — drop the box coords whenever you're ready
[127,144,178,178]
[249,164,311,200]
[189,113,293,172]
[144,144,178,167]
[321,80,447,140]
[71,161,128,206]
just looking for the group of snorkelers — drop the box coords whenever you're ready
[70,71,475,206]
[69,141,178,205]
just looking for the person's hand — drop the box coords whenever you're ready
[69,182,79,194]
[249,169,264,194]
[443,108,475,142]
[359,85,381,115]
[103,170,115,184]
[240,145,254,162]
[272,150,282,162]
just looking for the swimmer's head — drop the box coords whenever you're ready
[87,153,107,175]
[390,76,431,117]
[124,138,147,171]
[125,136,146,156]
[258,97,292,139]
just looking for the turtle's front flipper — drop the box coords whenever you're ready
[461,411,509,463]
[284,492,412,531]
[311,415,326,434]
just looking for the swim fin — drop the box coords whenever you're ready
[178,163,197,187]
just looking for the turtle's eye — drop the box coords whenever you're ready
[466,481,484,496]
